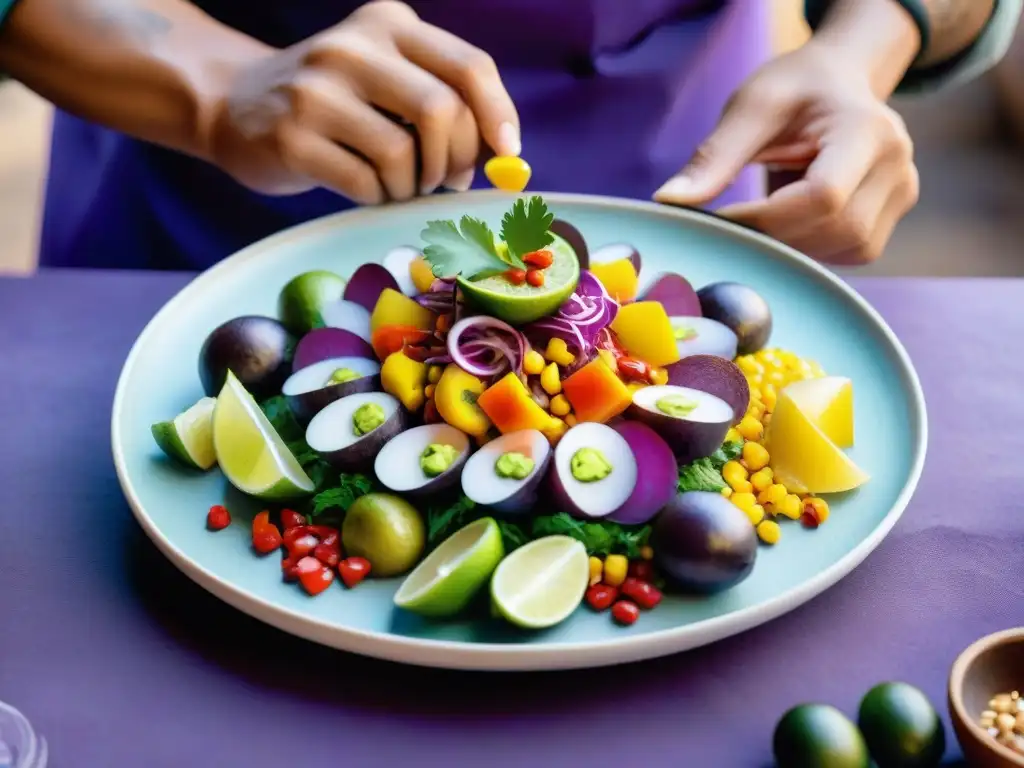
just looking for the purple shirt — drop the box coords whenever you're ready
[39,0,770,270]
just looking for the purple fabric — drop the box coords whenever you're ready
[0,270,1017,766]
[39,1,769,270]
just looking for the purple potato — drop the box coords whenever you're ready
[293,327,376,370]
[374,423,471,497]
[319,299,372,342]
[343,263,402,312]
[696,282,772,355]
[549,219,589,269]
[668,316,738,361]
[305,392,406,472]
[382,246,423,296]
[199,315,294,400]
[639,273,702,317]
[549,422,637,519]
[665,354,750,425]
[628,384,732,464]
[650,491,757,594]
[282,356,381,423]
[608,422,679,525]
[461,429,552,516]
[591,242,641,274]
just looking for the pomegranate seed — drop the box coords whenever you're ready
[319,531,339,549]
[252,524,283,555]
[253,510,271,533]
[286,534,319,559]
[585,584,618,612]
[280,509,306,530]
[206,505,231,531]
[628,560,656,582]
[299,565,335,596]
[307,525,338,540]
[295,556,322,575]
[283,525,311,547]
[620,578,662,609]
[525,269,544,287]
[611,600,640,626]
[801,511,821,529]
[314,542,341,568]
[281,556,300,582]
[338,557,371,588]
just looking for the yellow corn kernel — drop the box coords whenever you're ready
[588,556,603,586]
[804,496,830,524]
[597,348,618,371]
[731,492,757,513]
[744,503,766,526]
[747,400,765,419]
[766,370,786,388]
[542,416,568,444]
[523,350,546,376]
[540,362,562,395]
[639,545,654,561]
[427,365,443,384]
[604,554,628,587]
[736,356,763,377]
[484,155,532,192]
[424,384,436,399]
[737,416,764,442]
[725,427,742,444]
[564,413,578,428]
[755,349,779,366]
[778,494,802,520]
[720,487,733,499]
[544,338,575,367]
[722,460,748,487]
[758,483,788,507]
[626,381,648,395]
[742,441,770,471]
[757,519,781,545]
[761,384,777,411]
[549,394,571,417]
[650,367,669,386]
[750,467,773,493]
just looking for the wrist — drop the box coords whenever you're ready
[810,0,922,98]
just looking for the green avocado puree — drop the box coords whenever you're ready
[495,451,534,480]
[329,367,361,385]
[352,402,385,436]
[656,394,698,418]
[421,443,460,477]
[570,447,612,483]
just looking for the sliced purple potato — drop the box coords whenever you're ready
[282,356,382,422]
[696,281,772,355]
[639,272,702,316]
[343,263,401,312]
[293,327,376,370]
[608,422,678,525]
[320,299,372,342]
[549,422,637,519]
[382,245,422,296]
[461,429,551,516]
[650,491,757,594]
[305,392,406,472]
[668,316,738,361]
[374,423,471,496]
[665,354,749,425]
[549,219,589,269]
[198,315,294,400]
[628,384,732,464]
[590,242,641,274]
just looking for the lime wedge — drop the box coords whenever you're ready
[212,370,314,499]
[394,517,505,617]
[151,396,218,470]
[490,535,589,629]
[458,233,580,325]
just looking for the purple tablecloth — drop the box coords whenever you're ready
[1,270,1020,767]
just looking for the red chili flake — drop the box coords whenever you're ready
[800,511,821,529]
[522,249,554,269]
[338,557,372,588]
[585,584,618,612]
[617,357,650,382]
[505,269,527,285]
[299,565,335,596]
[628,560,656,583]
[206,505,231,531]
[611,600,640,626]
[525,269,545,287]
[620,577,662,609]
[280,509,306,530]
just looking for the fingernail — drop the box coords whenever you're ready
[653,175,696,201]
[444,168,475,192]
[497,122,521,157]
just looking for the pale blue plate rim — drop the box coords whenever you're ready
[110,191,928,671]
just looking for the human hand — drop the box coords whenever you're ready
[653,39,920,265]
[207,0,519,204]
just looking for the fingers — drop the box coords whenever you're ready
[275,122,385,204]
[394,20,521,158]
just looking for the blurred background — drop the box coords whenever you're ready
[2,0,1023,277]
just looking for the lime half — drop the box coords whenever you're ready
[490,534,589,629]
[458,233,580,325]
[394,517,505,617]
[213,370,314,499]
[151,396,218,470]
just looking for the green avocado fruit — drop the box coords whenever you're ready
[773,703,871,768]
[278,270,346,335]
[857,682,945,768]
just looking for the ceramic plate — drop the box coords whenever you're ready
[111,191,927,671]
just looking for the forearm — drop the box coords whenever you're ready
[0,0,271,159]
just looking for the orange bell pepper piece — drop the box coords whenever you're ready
[562,358,632,423]
[477,373,552,434]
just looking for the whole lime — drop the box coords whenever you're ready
[278,270,346,335]
[773,703,871,768]
[341,493,425,578]
[857,682,945,768]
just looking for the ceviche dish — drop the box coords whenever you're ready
[150,195,869,631]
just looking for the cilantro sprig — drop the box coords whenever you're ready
[420,195,554,282]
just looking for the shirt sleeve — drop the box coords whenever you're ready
[804,0,1024,95]
[0,0,18,29]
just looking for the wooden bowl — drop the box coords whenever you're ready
[949,628,1024,767]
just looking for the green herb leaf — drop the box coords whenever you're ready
[710,440,744,467]
[423,493,479,549]
[676,440,745,493]
[421,216,513,281]
[530,513,650,559]
[260,395,303,443]
[311,473,374,516]
[500,196,554,260]
[498,521,529,553]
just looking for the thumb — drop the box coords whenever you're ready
[654,94,789,205]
